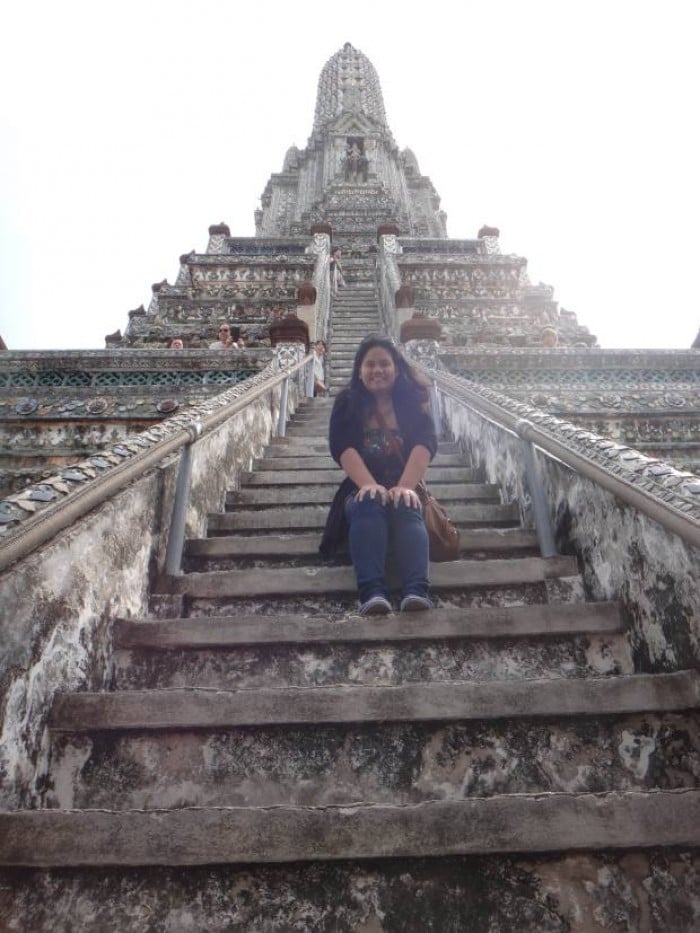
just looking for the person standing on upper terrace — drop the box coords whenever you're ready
[313,339,328,396]
[330,247,345,295]
[209,324,243,349]
[320,335,437,616]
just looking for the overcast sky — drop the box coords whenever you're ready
[1,0,698,352]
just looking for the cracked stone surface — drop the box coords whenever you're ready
[1,851,698,932]
[46,712,700,810]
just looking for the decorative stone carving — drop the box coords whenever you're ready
[403,339,440,370]
[273,342,305,370]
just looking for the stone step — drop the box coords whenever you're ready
[330,337,372,344]
[48,706,698,810]
[48,670,700,732]
[185,527,539,561]
[240,466,481,485]
[207,501,520,532]
[3,790,700,866]
[2,849,698,927]
[115,601,623,649]
[228,483,500,507]
[110,627,632,693]
[268,436,462,451]
[266,439,332,454]
[160,556,579,598]
[252,452,470,468]
[331,315,379,321]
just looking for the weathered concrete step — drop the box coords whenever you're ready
[266,439,331,454]
[253,452,472,468]
[166,555,575,597]
[111,629,632,691]
[186,527,539,560]
[115,601,623,649]
[4,789,700,867]
[246,445,474,470]
[283,414,332,425]
[47,709,696,810]
[2,850,697,929]
[268,439,463,455]
[208,501,520,532]
[331,327,379,334]
[228,483,500,507]
[48,670,700,733]
[240,466,481,485]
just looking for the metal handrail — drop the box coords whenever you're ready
[0,353,313,573]
[433,369,700,550]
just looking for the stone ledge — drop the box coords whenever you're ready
[158,555,578,598]
[185,527,538,559]
[113,600,623,649]
[2,788,700,866]
[48,670,699,732]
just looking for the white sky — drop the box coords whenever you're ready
[1,0,698,351]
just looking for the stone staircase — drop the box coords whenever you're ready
[327,260,381,392]
[2,395,700,927]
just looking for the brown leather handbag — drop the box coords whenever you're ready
[416,481,461,562]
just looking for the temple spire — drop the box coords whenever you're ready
[312,42,389,132]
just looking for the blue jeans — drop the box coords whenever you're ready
[344,495,430,603]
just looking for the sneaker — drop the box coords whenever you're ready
[400,594,433,613]
[359,595,393,616]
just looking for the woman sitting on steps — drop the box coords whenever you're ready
[319,335,437,615]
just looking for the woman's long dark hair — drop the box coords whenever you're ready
[348,335,431,420]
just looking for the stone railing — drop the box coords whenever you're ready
[0,344,312,807]
[310,232,332,342]
[377,234,402,340]
[431,368,700,675]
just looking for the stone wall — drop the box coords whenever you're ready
[442,395,700,674]
[0,375,301,808]
[439,347,700,472]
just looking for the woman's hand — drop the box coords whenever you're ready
[355,483,388,504]
[388,486,421,509]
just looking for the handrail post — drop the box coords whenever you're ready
[278,375,289,437]
[430,380,441,433]
[164,421,202,576]
[515,419,557,558]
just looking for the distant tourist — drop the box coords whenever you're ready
[169,338,184,349]
[330,247,345,295]
[210,324,235,348]
[313,339,328,396]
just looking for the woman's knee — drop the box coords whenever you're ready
[345,495,389,523]
[389,499,425,527]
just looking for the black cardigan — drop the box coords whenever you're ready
[319,388,438,557]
